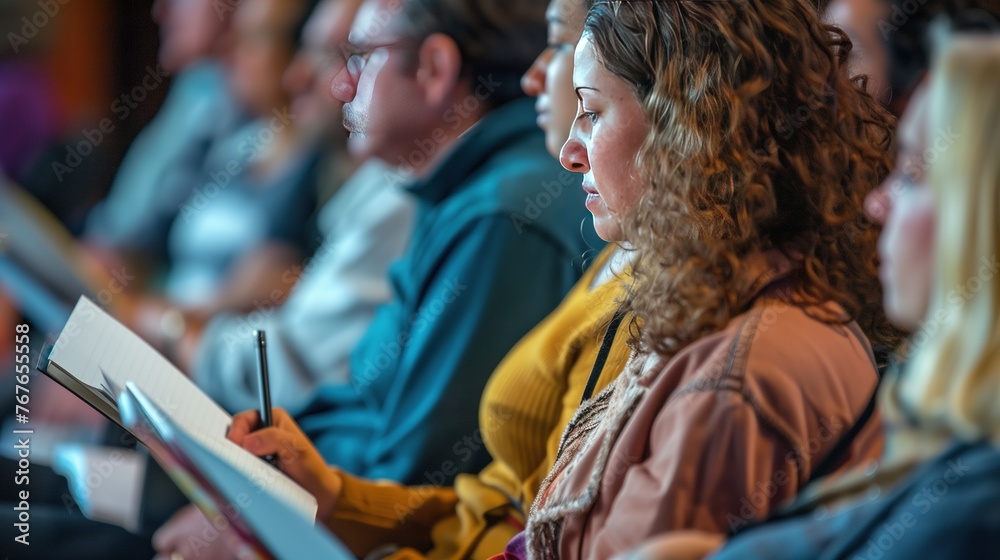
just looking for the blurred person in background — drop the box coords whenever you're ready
[82,0,246,285]
[824,0,892,105]
[881,0,1000,116]
[75,1,415,557]
[127,0,328,352]
[0,2,322,559]
[11,0,324,433]
[164,0,417,418]
[824,0,1000,117]
[276,0,596,490]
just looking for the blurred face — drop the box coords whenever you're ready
[865,88,934,330]
[330,0,424,162]
[559,36,647,242]
[283,0,363,131]
[824,0,891,104]
[521,0,587,157]
[224,0,300,116]
[152,0,224,73]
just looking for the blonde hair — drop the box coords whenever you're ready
[886,36,1000,441]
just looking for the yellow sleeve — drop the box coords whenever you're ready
[325,470,459,557]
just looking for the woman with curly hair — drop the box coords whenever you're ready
[628,34,1000,560]
[492,0,901,558]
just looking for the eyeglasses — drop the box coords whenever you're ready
[337,37,420,78]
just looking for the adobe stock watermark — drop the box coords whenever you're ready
[908,254,999,353]
[51,266,136,353]
[850,458,971,560]
[845,125,961,243]
[392,407,514,522]
[178,107,294,223]
[358,0,405,39]
[219,238,335,352]
[724,413,847,531]
[657,333,864,533]
[510,170,580,234]
[173,494,258,559]
[877,0,931,40]
[51,64,170,183]
[352,278,468,392]
[6,0,71,54]
[58,449,129,511]
[58,395,183,519]
[382,74,503,182]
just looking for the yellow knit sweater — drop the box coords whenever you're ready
[326,246,631,559]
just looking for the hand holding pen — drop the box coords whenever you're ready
[226,406,344,520]
[231,329,344,518]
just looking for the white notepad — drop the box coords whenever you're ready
[41,296,318,521]
[120,383,353,559]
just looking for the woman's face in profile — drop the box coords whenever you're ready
[521,0,588,158]
[866,88,935,331]
[558,36,648,242]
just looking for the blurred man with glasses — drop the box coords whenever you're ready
[284,0,595,487]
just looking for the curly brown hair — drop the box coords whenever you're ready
[584,0,900,358]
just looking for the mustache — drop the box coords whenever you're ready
[342,104,365,135]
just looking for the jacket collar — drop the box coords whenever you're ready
[738,249,796,307]
[405,96,538,204]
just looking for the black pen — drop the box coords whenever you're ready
[253,330,280,468]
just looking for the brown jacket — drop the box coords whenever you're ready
[525,253,884,560]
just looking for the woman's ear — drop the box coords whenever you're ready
[414,33,462,108]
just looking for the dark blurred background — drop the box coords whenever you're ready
[2,0,164,231]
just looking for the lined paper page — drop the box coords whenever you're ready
[48,297,233,437]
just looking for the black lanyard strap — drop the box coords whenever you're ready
[580,308,627,404]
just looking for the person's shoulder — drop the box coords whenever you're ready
[428,167,586,262]
[463,132,567,200]
[871,442,1000,557]
[316,159,416,235]
[903,442,1000,521]
[455,99,571,206]
[655,298,858,382]
[642,297,876,433]
[162,60,228,107]
[910,441,1000,497]
[736,298,872,387]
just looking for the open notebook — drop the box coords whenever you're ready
[38,296,318,522]
[119,382,353,559]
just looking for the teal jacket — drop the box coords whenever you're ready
[298,97,601,484]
